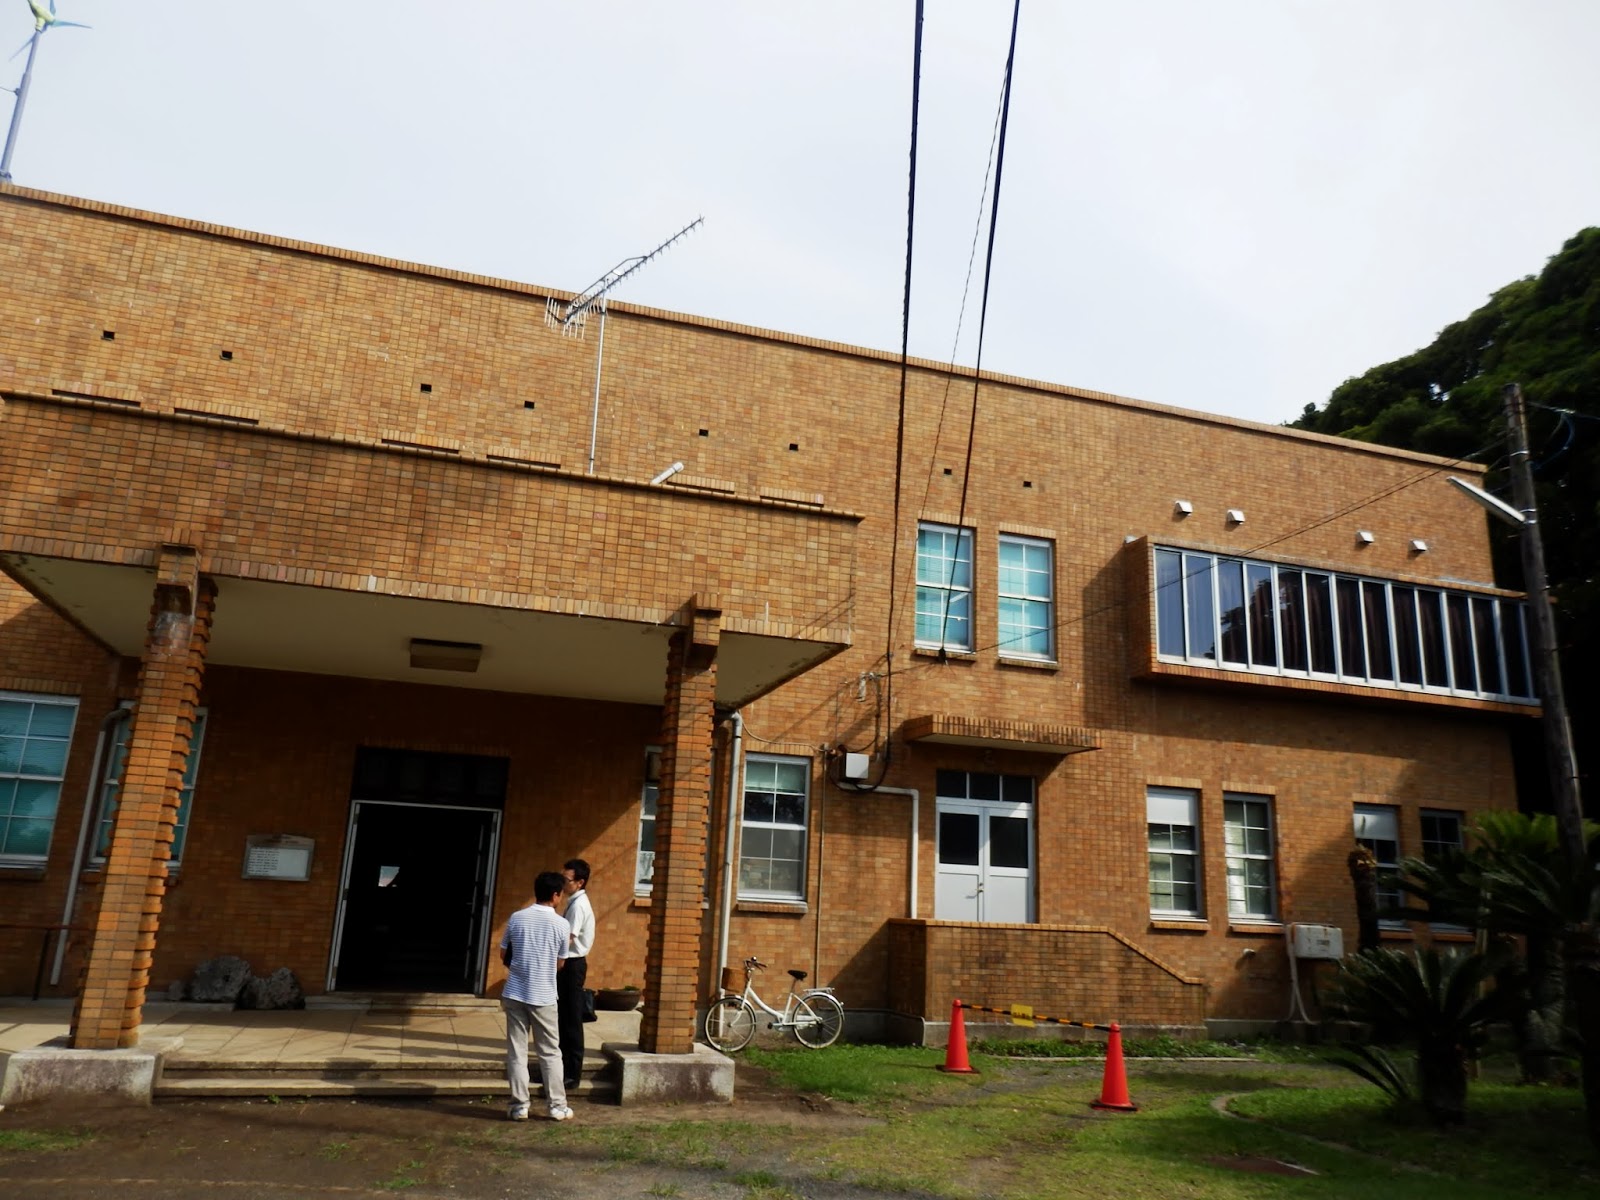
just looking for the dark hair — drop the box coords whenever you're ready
[535,871,566,903]
[563,858,590,885]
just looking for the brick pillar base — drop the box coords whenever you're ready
[72,548,214,1050]
[639,597,720,1055]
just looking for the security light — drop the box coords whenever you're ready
[1173,499,1193,516]
[1356,530,1375,545]
[1447,475,1527,528]
[1226,509,1245,524]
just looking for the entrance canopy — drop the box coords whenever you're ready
[0,394,858,708]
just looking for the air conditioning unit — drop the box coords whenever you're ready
[1290,923,1344,960]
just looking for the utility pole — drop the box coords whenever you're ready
[1503,382,1586,868]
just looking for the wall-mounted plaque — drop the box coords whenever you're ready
[242,834,314,881]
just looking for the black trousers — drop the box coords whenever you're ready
[556,955,587,1082]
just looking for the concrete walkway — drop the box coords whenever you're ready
[0,996,644,1099]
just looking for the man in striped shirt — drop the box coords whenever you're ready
[499,871,572,1121]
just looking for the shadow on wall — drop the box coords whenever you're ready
[0,598,110,677]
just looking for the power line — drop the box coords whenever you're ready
[938,0,1023,653]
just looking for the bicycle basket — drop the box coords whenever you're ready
[720,966,741,993]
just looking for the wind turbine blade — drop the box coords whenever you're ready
[9,35,36,62]
[53,21,91,30]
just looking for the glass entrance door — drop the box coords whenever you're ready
[934,770,1034,923]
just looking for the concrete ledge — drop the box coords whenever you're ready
[602,1041,733,1105]
[0,1035,184,1106]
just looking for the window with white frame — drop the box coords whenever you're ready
[1152,547,1534,705]
[998,534,1054,660]
[1147,786,1202,917]
[1223,793,1277,920]
[0,692,79,864]
[1353,804,1403,921]
[1420,808,1466,928]
[916,522,974,652]
[738,754,809,901]
[635,747,660,892]
[94,708,209,864]
[1420,809,1464,861]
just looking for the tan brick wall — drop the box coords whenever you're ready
[0,188,1527,1025]
[887,918,1206,1028]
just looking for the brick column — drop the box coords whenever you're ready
[639,596,721,1055]
[72,547,214,1050]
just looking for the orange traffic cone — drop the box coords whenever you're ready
[937,998,978,1074]
[1090,1022,1137,1111]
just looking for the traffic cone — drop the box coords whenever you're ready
[1090,1022,1137,1111]
[937,998,978,1074]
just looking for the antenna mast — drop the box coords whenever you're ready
[543,216,704,475]
[3,2,92,182]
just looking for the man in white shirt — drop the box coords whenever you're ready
[499,870,572,1121]
[557,857,595,1089]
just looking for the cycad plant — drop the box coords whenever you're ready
[1395,813,1598,1087]
[1325,946,1509,1124]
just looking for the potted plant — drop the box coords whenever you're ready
[594,984,642,1011]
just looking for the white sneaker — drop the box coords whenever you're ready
[547,1104,574,1122]
[507,1105,529,1122]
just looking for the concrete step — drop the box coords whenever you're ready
[157,1068,616,1100]
[307,992,502,1014]
[168,1057,507,1074]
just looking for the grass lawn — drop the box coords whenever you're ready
[702,1044,1597,1199]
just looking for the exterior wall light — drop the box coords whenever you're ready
[1356,530,1375,545]
[1410,538,1429,553]
[1226,509,1245,524]
[1173,500,1193,516]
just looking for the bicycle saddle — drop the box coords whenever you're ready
[788,969,807,981]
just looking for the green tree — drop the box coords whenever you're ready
[1297,229,1600,1144]
[1396,813,1597,1084]
[1292,228,1600,821]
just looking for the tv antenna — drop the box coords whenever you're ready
[544,216,703,476]
[2,1,91,182]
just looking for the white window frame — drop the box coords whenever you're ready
[737,753,810,902]
[997,534,1055,661]
[93,705,209,867]
[0,691,80,866]
[916,522,974,652]
[1420,808,1467,930]
[1147,786,1202,918]
[1353,803,1403,925]
[1152,547,1535,705]
[1223,793,1277,921]
[635,746,660,894]
[1420,809,1465,861]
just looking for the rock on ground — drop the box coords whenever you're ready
[236,967,305,1010]
[187,955,252,1003]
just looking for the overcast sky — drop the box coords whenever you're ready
[7,1,1597,426]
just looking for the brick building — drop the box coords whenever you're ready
[0,186,1533,1051]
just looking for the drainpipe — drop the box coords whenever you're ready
[715,711,745,987]
[52,705,132,986]
[835,783,919,919]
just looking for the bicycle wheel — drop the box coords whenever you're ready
[704,995,757,1052]
[791,991,844,1048]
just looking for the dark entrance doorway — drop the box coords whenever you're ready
[331,749,507,993]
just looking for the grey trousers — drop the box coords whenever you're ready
[503,997,565,1111]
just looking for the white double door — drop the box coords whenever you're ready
[935,798,1034,923]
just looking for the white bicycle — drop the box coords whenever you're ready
[704,956,844,1051]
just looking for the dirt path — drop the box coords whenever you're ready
[0,1077,893,1200]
